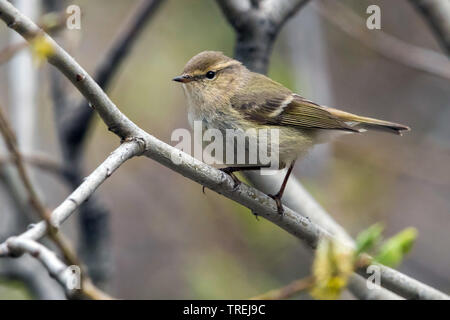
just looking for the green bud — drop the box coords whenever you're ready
[374,227,418,268]
[355,223,384,256]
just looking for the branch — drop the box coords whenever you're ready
[249,256,404,300]
[0,153,65,182]
[5,237,112,299]
[409,0,450,54]
[0,9,68,64]
[45,0,165,285]
[0,40,27,64]
[245,173,404,300]
[0,175,65,299]
[0,106,50,221]
[0,104,111,299]
[0,141,142,257]
[219,0,401,301]
[0,262,65,299]
[0,0,448,300]
[250,276,314,300]
[315,1,450,80]
[6,238,74,293]
[218,0,448,300]
[0,105,76,262]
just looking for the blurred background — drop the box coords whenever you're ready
[0,0,449,299]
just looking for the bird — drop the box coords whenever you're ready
[173,51,410,214]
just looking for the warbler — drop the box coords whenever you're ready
[173,51,410,214]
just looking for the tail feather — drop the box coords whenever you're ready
[327,107,410,136]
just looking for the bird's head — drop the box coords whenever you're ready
[173,51,246,106]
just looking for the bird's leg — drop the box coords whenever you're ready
[268,161,296,215]
[219,166,264,191]
[202,166,264,194]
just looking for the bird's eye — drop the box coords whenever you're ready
[205,71,216,79]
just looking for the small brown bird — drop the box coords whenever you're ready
[173,51,410,214]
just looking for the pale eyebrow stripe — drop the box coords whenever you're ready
[190,60,241,77]
[211,60,241,71]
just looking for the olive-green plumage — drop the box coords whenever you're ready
[173,51,410,214]
[174,51,410,169]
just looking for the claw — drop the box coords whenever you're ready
[268,193,284,215]
[230,175,241,191]
[220,168,241,191]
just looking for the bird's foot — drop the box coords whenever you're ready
[268,193,284,215]
[220,167,241,191]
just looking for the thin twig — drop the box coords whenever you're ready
[0,141,143,256]
[218,0,401,300]
[0,105,111,299]
[0,41,27,64]
[217,0,447,300]
[250,276,314,300]
[0,153,65,178]
[0,9,69,65]
[53,0,165,285]
[0,106,50,221]
[6,237,113,300]
[0,105,76,263]
[45,0,165,286]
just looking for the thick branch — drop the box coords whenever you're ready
[409,0,450,54]
[49,0,163,287]
[37,1,159,285]
[220,0,401,300]
[46,0,162,285]
[0,9,67,65]
[218,0,448,300]
[0,0,448,300]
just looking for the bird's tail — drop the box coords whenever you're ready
[327,107,411,135]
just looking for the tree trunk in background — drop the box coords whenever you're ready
[0,0,65,299]
[8,0,39,152]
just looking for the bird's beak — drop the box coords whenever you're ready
[172,74,193,83]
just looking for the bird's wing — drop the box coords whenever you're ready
[231,75,358,132]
